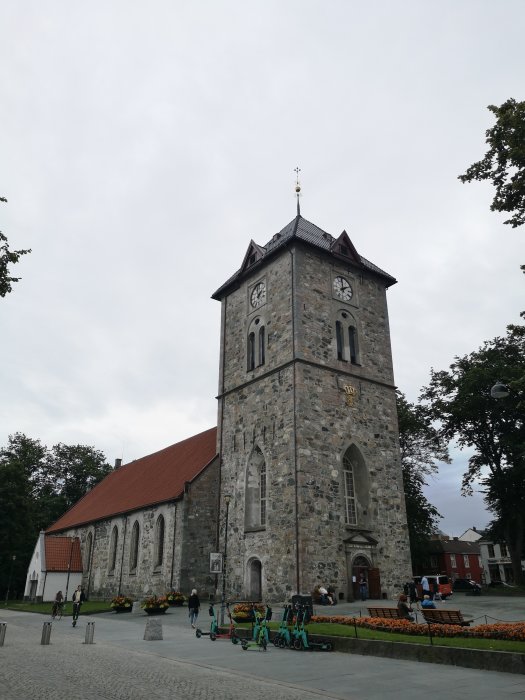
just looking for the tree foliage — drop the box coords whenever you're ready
[397,391,449,570]
[458,98,525,228]
[420,323,525,584]
[0,434,111,598]
[0,197,31,297]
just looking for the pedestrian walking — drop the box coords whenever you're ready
[188,589,200,628]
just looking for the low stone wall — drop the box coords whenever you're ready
[238,629,525,675]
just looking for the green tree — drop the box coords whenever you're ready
[420,323,525,584]
[0,434,112,599]
[0,197,31,297]
[0,434,47,599]
[396,391,448,570]
[459,98,525,228]
[45,443,112,517]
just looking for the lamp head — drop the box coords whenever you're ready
[491,382,510,399]
[224,494,232,506]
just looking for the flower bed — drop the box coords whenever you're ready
[310,614,525,642]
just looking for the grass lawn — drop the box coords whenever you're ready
[4,600,114,616]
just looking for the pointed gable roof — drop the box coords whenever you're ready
[44,536,83,572]
[46,427,217,533]
[212,214,396,300]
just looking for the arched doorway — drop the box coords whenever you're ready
[247,559,262,601]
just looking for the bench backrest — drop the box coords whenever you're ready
[367,607,400,619]
[422,609,464,623]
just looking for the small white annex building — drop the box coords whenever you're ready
[24,531,83,602]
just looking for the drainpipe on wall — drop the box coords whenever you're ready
[86,527,96,600]
[64,539,74,602]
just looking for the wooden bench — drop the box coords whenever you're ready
[421,609,471,626]
[367,607,403,619]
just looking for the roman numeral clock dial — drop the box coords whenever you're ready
[250,281,266,308]
[333,275,353,302]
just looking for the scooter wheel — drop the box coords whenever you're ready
[278,638,287,648]
[210,633,216,641]
[324,642,333,651]
[195,629,202,638]
[273,636,280,647]
[231,636,239,645]
[241,642,248,651]
[293,638,302,650]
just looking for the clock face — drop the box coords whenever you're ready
[250,281,266,308]
[333,276,353,301]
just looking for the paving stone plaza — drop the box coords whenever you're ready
[1,595,524,699]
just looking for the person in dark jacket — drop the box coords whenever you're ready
[397,593,415,621]
[188,589,200,628]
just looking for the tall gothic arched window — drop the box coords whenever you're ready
[108,525,118,574]
[129,521,140,573]
[245,446,267,529]
[154,515,165,568]
[343,450,357,525]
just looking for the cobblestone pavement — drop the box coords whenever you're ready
[0,612,334,700]
[1,600,525,700]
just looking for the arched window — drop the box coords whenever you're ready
[245,446,267,530]
[334,311,360,364]
[129,521,140,573]
[86,532,93,571]
[343,451,357,525]
[108,526,118,574]
[154,515,165,568]
[247,317,266,371]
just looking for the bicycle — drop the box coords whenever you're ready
[51,601,64,620]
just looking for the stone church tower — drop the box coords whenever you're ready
[212,208,412,603]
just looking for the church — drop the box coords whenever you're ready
[26,203,412,603]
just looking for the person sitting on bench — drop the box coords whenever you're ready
[397,593,415,621]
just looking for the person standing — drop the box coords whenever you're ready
[188,589,200,628]
[358,574,368,602]
[420,575,431,600]
[72,585,85,626]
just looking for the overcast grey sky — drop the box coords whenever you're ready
[1,1,523,536]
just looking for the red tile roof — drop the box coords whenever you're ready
[45,536,83,572]
[46,427,217,533]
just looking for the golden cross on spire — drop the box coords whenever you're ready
[294,166,301,216]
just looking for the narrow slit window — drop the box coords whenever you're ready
[258,326,265,366]
[349,326,358,364]
[343,452,357,525]
[336,321,344,360]
[260,460,266,525]
[248,332,255,371]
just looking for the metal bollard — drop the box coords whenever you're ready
[41,621,52,645]
[0,622,6,646]
[84,621,95,644]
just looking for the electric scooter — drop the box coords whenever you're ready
[273,605,292,648]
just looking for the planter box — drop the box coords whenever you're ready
[144,607,168,615]
[113,606,132,613]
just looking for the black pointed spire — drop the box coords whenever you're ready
[294,166,301,216]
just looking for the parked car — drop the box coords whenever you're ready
[413,575,452,599]
[452,578,481,592]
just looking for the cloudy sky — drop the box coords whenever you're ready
[1,1,523,536]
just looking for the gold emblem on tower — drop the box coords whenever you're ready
[343,384,357,407]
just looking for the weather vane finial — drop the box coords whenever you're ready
[294,166,301,216]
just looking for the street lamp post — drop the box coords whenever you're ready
[5,555,16,606]
[220,494,232,626]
